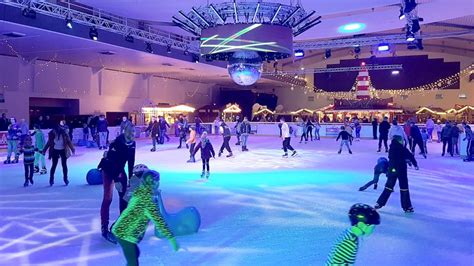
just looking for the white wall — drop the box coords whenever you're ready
[0,55,217,122]
[274,51,473,112]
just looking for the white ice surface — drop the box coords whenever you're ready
[0,136,472,266]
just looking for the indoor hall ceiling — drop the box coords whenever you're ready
[76,0,474,40]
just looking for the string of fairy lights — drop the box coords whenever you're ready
[274,64,473,100]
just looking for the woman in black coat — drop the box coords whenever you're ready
[192,131,215,179]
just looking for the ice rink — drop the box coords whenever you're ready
[0,135,472,266]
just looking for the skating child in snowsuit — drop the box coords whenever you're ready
[375,135,418,213]
[32,124,47,175]
[359,157,388,191]
[112,170,179,266]
[192,131,215,178]
[336,126,353,154]
[20,136,35,187]
[219,122,233,157]
[326,203,380,265]
[186,126,197,163]
[4,118,21,164]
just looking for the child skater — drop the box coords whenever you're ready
[358,157,388,191]
[20,136,35,187]
[375,135,418,213]
[326,203,380,265]
[192,131,215,179]
[32,124,47,175]
[112,170,179,266]
[336,126,353,154]
[186,126,197,163]
[421,128,429,154]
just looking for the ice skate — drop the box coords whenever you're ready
[404,207,414,213]
[377,149,381,152]
[374,184,378,190]
[23,181,29,187]
[374,203,382,209]
[205,172,210,179]
[34,166,39,173]
[150,147,156,152]
[282,153,288,158]
[101,227,117,244]
[29,178,34,185]
[187,157,195,163]
[218,152,222,157]
[40,168,47,175]
[64,178,69,186]
[338,150,342,154]
[358,186,366,191]
[291,150,297,157]
[226,152,233,158]
[200,171,205,178]
[349,150,353,154]
[186,144,189,149]
[3,159,11,164]
[235,142,240,146]
[13,157,19,164]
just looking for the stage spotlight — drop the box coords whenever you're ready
[125,34,134,43]
[406,32,415,42]
[89,27,98,41]
[294,49,305,58]
[392,70,400,75]
[167,44,172,54]
[145,42,153,53]
[192,54,200,63]
[399,8,405,20]
[65,17,73,29]
[325,49,331,59]
[22,7,36,19]
[361,62,366,66]
[404,0,417,14]
[377,44,390,52]
[354,46,361,54]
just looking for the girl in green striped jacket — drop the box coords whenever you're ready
[326,204,380,265]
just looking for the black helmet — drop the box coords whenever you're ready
[348,203,381,226]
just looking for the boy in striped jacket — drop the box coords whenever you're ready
[20,136,36,187]
[326,203,380,265]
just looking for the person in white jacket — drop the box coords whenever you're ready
[280,117,297,157]
[388,119,407,145]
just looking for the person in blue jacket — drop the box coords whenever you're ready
[359,157,388,191]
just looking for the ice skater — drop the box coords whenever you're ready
[314,121,321,140]
[177,116,188,149]
[306,118,314,141]
[218,121,233,157]
[354,119,361,141]
[463,123,473,162]
[410,122,426,158]
[299,117,308,144]
[42,126,75,186]
[377,117,390,152]
[421,128,429,154]
[326,203,380,265]
[20,136,35,187]
[441,121,452,156]
[234,115,242,145]
[280,117,297,157]
[145,116,160,152]
[32,124,47,175]
[359,157,388,191]
[4,118,21,164]
[159,116,170,144]
[240,117,251,151]
[336,126,353,154]
[99,124,136,244]
[186,126,197,163]
[192,131,215,179]
[112,170,179,266]
[375,135,418,213]
[97,115,108,150]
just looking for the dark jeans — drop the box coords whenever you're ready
[159,129,169,144]
[373,126,377,139]
[24,163,34,181]
[178,135,186,148]
[202,158,210,172]
[376,168,412,210]
[189,143,195,157]
[378,134,388,151]
[405,137,414,151]
[442,137,452,155]
[283,137,295,153]
[360,171,384,191]
[152,136,159,148]
[411,138,425,154]
[100,170,128,228]
[50,149,68,183]
[307,128,313,140]
[467,140,474,160]
[300,132,308,142]
[220,136,232,154]
[236,132,241,144]
[117,238,140,266]
[315,129,320,140]
[452,137,459,155]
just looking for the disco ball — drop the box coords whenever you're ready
[227,51,262,86]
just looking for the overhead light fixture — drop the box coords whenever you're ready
[391,70,400,75]
[65,17,73,29]
[361,62,366,66]
[300,67,305,71]
[89,27,98,41]
[22,7,36,19]
[167,44,172,54]
[145,42,153,53]
[399,8,405,20]
[324,49,332,59]
[338,23,366,33]
[125,34,134,43]
[294,49,304,58]
[377,44,390,52]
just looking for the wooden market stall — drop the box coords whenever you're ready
[320,98,404,122]
[252,106,275,122]
[195,104,222,122]
[141,104,196,124]
[222,103,242,122]
[415,107,447,123]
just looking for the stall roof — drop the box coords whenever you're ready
[223,104,241,113]
[142,104,195,114]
